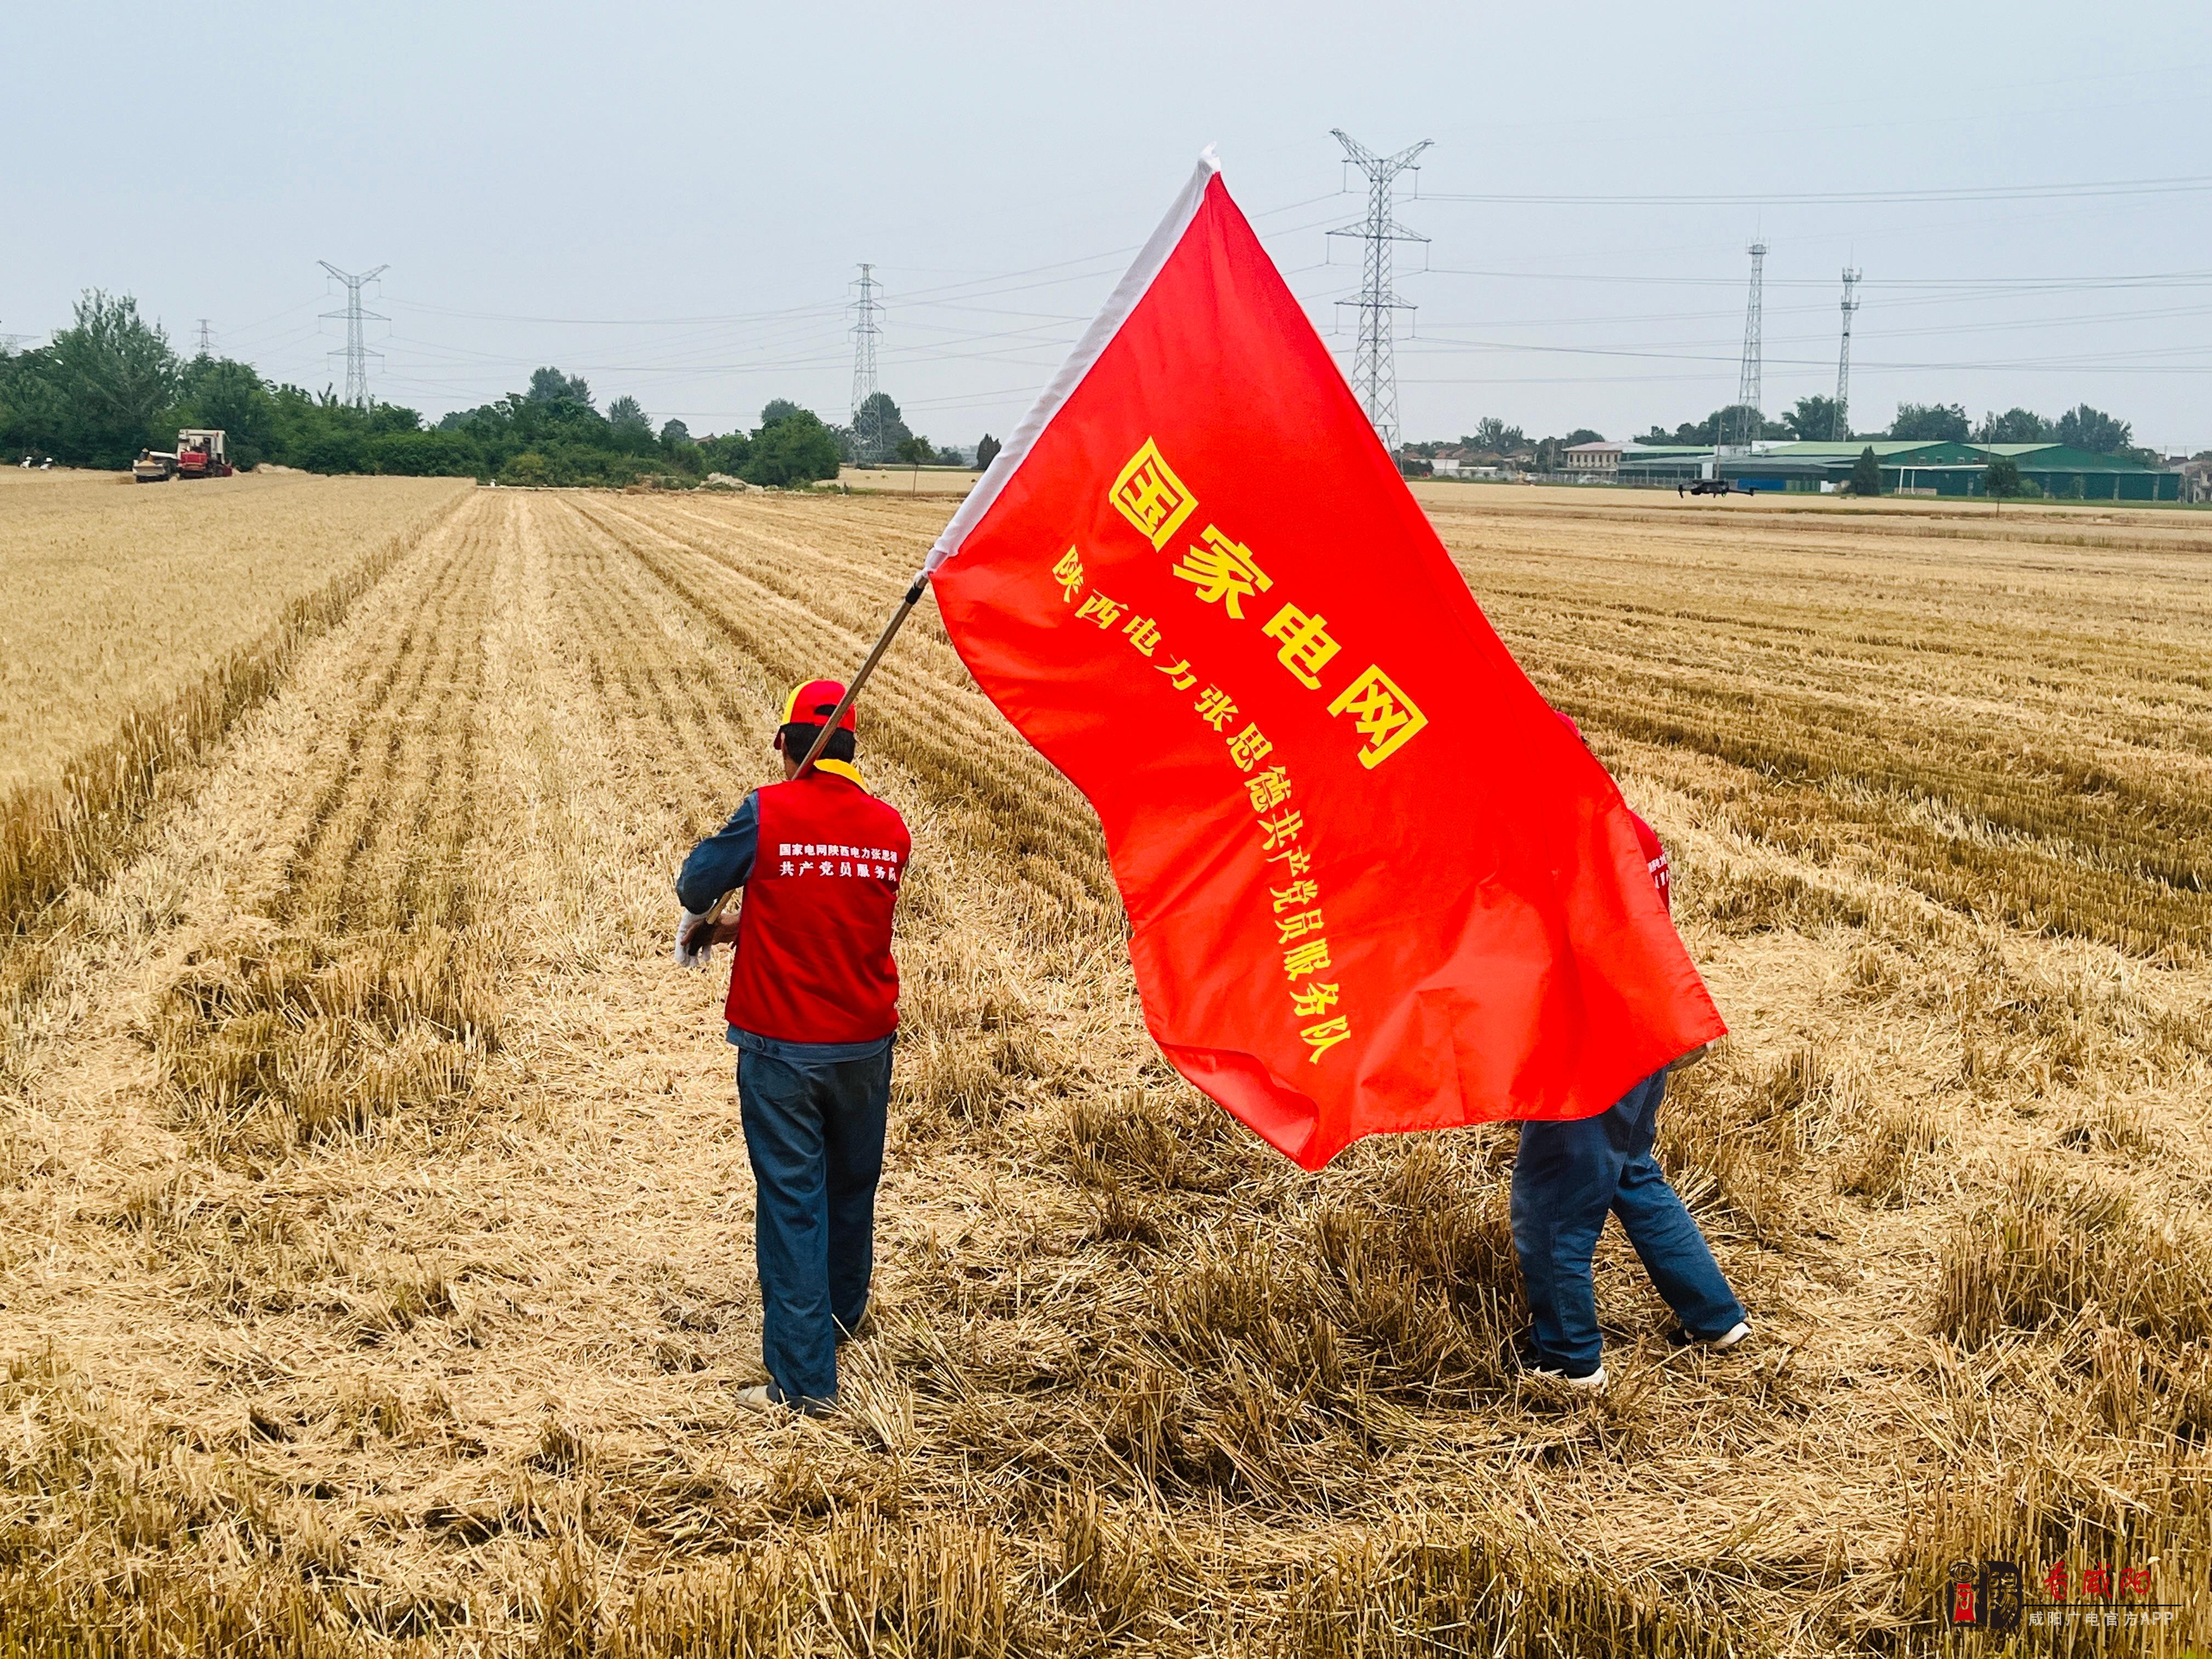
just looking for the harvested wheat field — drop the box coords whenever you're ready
[2,477,2209,1655]
[0,468,471,936]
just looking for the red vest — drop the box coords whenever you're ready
[724,769,911,1043]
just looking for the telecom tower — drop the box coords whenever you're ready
[849,264,885,464]
[196,319,213,356]
[1329,129,1434,458]
[1728,242,1767,452]
[318,263,388,406]
[1832,267,1861,441]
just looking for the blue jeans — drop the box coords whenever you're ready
[732,1029,893,1408]
[1510,1069,1746,1375]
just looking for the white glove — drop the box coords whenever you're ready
[672,907,717,970]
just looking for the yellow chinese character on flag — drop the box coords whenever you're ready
[1172,526,1273,620]
[1193,686,1238,731]
[1300,1017,1352,1062]
[1109,438,1199,549]
[1122,614,1162,656]
[1277,909,1325,943]
[1261,604,1341,690]
[1290,981,1339,1016]
[1076,592,1126,628]
[1266,844,1312,876]
[1227,723,1273,771]
[1327,665,1429,769]
[1283,939,1332,980]
[1156,657,1198,691]
[1271,879,1318,913]
[1052,547,1084,602]
[1244,765,1292,811]
[1258,809,1303,850]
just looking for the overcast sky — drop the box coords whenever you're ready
[8,2,2209,450]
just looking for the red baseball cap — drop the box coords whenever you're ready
[781,678,857,733]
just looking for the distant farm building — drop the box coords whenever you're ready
[1562,441,1623,475]
[1616,439,2180,500]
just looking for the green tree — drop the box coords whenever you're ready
[659,418,692,449]
[1563,427,1604,448]
[1849,447,1883,496]
[743,408,839,487]
[2055,403,2131,454]
[976,432,1002,471]
[176,357,277,467]
[607,394,650,435]
[760,398,807,428]
[1974,407,2053,444]
[850,392,910,464]
[297,424,371,475]
[1981,454,2022,500]
[369,430,482,477]
[26,291,182,467]
[1889,402,1970,443]
[1784,394,1842,442]
[699,430,752,476]
[528,368,592,407]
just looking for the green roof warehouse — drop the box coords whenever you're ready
[1615,440,2179,500]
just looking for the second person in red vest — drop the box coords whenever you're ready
[674,680,912,1415]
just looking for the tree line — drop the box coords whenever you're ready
[1,290,1002,488]
[1632,394,2149,458]
[1403,397,2162,470]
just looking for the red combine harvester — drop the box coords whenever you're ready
[175,429,233,479]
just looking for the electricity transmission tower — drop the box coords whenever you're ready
[1832,267,1861,441]
[195,319,213,356]
[1329,129,1433,458]
[1728,242,1767,452]
[318,262,388,406]
[849,263,885,464]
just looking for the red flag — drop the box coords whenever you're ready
[925,152,1725,1169]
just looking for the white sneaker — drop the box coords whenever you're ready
[1525,1364,1608,1392]
[738,1383,836,1418]
[1700,1321,1752,1350]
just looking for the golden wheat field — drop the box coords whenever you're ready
[1,475,2208,1656]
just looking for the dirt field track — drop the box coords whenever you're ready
[2,475,2209,1655]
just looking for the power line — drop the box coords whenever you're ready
[850,264,884,464]
[1419,173,2212,207]
[1329,129,1433,458]
[318,262,388,406]
[1729,242,1765,450]
[1833,267,1861,440]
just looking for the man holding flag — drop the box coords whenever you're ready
[674,681,911,1416]
[678,145,1733,1404]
